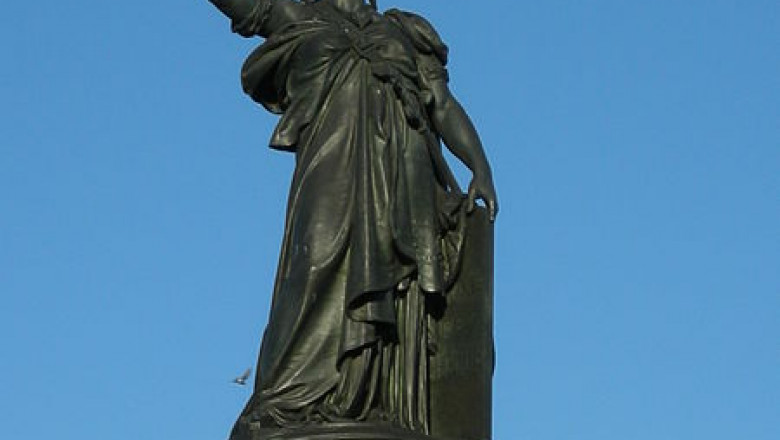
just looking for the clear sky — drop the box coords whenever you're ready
[1,1,778,439]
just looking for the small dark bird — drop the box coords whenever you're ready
[232,368,252,386]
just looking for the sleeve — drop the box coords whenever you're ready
[231,0,274,37]
[384,9,450,83]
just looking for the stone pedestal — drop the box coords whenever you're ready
[429,208,494,440]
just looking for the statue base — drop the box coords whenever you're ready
[239,422,469,440]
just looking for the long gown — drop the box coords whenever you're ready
[228,2,467,437]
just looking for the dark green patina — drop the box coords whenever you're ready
[206,2,498,439]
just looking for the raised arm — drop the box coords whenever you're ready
[207,0,308,37]
[429,79,499,222]
[208,0,257,22]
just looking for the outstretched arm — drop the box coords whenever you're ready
[207,0,307,37]
[208,0,257,22]
[429,79,499,222]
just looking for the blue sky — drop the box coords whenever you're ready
[1,1,778,439]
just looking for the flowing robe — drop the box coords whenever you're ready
[229,3,466,436]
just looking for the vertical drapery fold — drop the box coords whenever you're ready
[230,3,466,437]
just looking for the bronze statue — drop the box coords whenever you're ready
[206,1,497,439]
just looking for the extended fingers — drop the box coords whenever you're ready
[466,185,477,213]
[488,198,498,222]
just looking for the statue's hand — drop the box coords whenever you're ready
[466,172,499,223]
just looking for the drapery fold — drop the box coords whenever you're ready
[230,3,467,437]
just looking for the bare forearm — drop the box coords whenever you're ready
[433,94,492,178]
[431,89,498,220]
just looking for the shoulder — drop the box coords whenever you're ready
[384,9,448,65]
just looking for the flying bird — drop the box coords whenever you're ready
[232,368,252,386]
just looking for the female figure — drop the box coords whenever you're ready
[206,0,497,438]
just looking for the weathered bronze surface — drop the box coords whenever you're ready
[205,1,498,439]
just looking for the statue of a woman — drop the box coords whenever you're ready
[206,1,498,438]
